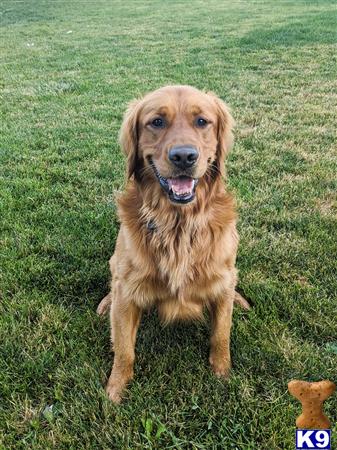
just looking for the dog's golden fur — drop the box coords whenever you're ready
[97,85,249,403]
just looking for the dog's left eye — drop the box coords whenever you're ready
[196,117,208,127]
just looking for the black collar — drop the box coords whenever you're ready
[146,219,157,232]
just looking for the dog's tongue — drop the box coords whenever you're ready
[167,177,194,195]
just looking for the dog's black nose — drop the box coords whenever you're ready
[168,146,199,169]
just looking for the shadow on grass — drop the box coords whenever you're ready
[0,0,56,26]
[239,11,336,49]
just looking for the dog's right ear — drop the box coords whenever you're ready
[119,98,143,179]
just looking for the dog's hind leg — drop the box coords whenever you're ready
[97,255,116,316]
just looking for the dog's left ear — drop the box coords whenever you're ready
[208,93,235,175]
[119,98,143,179]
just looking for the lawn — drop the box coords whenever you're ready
[1,0,336,448]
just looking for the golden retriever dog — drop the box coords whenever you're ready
[97,85,250,403]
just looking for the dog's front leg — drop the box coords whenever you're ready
[106,282,141,404]
[209,292,234,378]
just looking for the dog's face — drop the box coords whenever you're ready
[120,85,234,204]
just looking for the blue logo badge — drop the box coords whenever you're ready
[296,429,331,449]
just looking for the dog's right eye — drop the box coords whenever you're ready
[151,117,165,128]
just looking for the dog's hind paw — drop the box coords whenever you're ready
[234,292,251,310]
[97,294,111,316]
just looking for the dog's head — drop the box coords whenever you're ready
[120,85,234,205]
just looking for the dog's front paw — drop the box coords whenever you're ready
[209,354,231,379]
[105,378,124,404]
[105,367,133,404]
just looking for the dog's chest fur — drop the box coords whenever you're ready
[116,183,238,321]
[146,215,218,293]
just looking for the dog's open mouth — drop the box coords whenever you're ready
[149,157,198,204]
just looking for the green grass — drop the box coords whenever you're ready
[1,0,337,448]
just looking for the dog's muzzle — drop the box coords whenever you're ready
[148,157,198,204]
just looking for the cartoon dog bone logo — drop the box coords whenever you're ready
[288,380,336,429]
